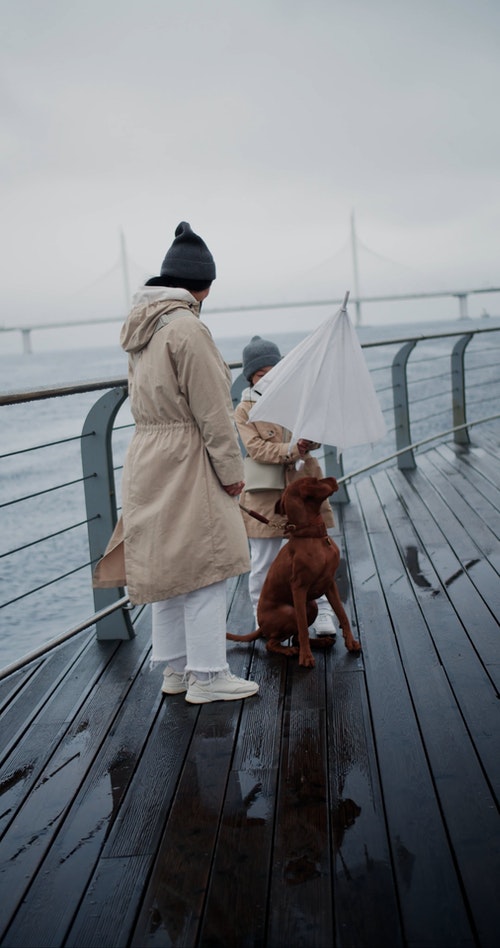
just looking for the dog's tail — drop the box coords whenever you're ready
[226,629,262,642]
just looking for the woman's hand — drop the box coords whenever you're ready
[222,481,245,496]
[297,439,314,456]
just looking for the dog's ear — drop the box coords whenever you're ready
[282,494,306,523]
[324,477,338,494]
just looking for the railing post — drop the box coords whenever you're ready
[451,333,473,445]
[81,387,134,640]
[323,446,349,503]
[392,340,417,470]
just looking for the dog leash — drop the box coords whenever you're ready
[239,503,332,542]
[239,503,302,537]
[238,503,270,525]
[239,503,291,534]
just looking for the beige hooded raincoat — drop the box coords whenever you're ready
[93,287,250,603]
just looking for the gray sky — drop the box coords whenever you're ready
[1,0,499,349]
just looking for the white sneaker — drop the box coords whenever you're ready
[313,612,337,637]
[185,670,259,704]
[161,666,187,694]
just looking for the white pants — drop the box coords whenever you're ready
[248,537,333,618]
[151,580,229,676]
[248,537,283,615]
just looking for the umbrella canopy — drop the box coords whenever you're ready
[248,293,386,454]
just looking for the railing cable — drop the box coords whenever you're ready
[1,473,96,509]
[0,516,99,559]
[0,431,94,461]
[1,559,98,609]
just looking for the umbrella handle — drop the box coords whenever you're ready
[342,290,350,311]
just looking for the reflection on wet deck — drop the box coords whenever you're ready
[0,437,499,947]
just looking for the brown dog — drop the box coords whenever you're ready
[227,476,361,667]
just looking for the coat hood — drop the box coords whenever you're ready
[120,286,200,354]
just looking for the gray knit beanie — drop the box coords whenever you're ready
[242,336,282,382]
[160,221,216,283]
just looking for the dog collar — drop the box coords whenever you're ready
[284,522,328,539]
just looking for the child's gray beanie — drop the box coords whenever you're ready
[242,336,282,382]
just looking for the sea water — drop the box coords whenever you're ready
[1,318,498,669]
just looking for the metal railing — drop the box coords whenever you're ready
[1,324,499,674]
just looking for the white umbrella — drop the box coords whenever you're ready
[248,292,386,455]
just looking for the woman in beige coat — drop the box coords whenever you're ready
[235,335,337,635]
[94,222,258,705]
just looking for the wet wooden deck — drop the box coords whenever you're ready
[1,436,499,948]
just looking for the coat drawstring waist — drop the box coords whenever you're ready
[134,421,198,431]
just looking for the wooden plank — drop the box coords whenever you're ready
[129,639,259,948]
[381,465,500,797]
[0,662,41,712]
[65,693,197,948]
[198,644,287,947]
[16,600,201,945]
[130,705,246,946]
[395,457,500,687]
[266,657,333,947]
[342,482,475,947]
[438,442,500,514]
[372,468,500,945]
[419,449,500,582]
[475,430,500,456]
[0,637,118,838]
[325,632,404,947]
[0,624,151,943]
[0,631,105,760]
[65,855,153,948]
[106,588,256,866]
[450,439,500,489]
[429,444,500,570]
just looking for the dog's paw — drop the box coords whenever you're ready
[299,653,315,668]
[346,637,361,653]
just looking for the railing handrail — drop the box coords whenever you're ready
[1,322,499,407]
[0,377,128,406]
[358,323,500,348]
[0,596,131,681]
